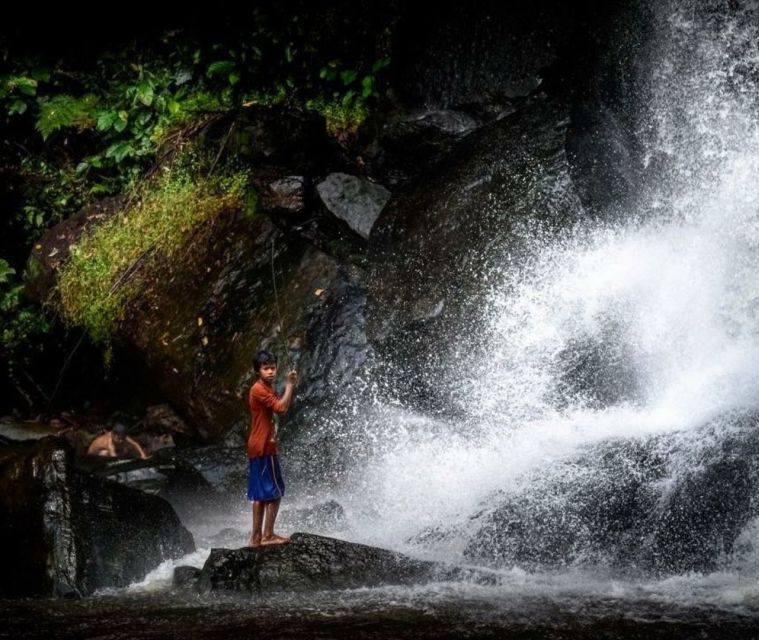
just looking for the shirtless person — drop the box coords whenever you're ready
[87,423,150,459]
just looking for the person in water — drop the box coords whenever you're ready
[247,349,297,547]
[87,423,150,459]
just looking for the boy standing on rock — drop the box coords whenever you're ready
[247,349,298,547]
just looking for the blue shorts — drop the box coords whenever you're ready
[247,455,285,502]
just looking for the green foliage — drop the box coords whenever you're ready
[17,156,89,234]
[0,14,394,383]
[309,57,390,134]
[306,95,369,136]
[0,26,392,220]
[0,259,49,357]
[36,94,99,140]
[57,156,247,345]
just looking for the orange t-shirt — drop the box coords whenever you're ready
[247,379,286,458]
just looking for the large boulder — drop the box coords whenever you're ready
[193,532,437,593]
[0,437,194,598]
[26,105,374,442]
[77,452,221,523]
[358,108,492,188]
[366,97,585,410]
[462,411,759,574]
[117,211,341,440]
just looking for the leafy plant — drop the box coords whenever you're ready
[0,259,49,367]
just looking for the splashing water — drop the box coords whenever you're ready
[319,0,759,594]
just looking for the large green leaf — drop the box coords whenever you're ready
[207,60,235,78]
[105,141,135,162]
[340,69,358,86]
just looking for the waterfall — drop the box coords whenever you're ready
[297,0,759,594]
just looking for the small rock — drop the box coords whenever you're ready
[173,565,202,591]
[316,173,390,240]
[262,176,306,214]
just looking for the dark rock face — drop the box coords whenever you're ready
[120,212,341,440]
[360,108,494,188]
[563,2,649,217]
[0,438,194,598]
[463,412,759,574]
[77,452,221,523]
[203,107,333,174]
[392,1,576,108]
[194,533,436,593]
[285,273,373,425]
[366,97,584,410]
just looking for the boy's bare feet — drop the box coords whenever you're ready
[261,534,289,545]
[248,535,262,548]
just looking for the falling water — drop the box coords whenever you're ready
[308,0,759,608]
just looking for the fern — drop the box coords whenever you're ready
[36,94,99,140]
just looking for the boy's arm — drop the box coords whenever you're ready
[254,371,298,414]
[126,436,150,459]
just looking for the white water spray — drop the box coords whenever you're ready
[333,0,759,581]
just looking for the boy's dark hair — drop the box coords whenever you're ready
[253,349,278,372]
[113,423,128,437]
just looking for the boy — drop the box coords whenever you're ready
[87,422,150,459]
[247,349,298,547]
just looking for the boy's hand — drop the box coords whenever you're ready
[287,370,298,385]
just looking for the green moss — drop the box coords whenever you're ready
[58,158,246,345]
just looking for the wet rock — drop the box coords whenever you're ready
[80,452,219,521]
[279,500,348,533]
[463,411,759,575]
[195,532,436,593]
[283,273,373,430]
[366,97,585,412]
[143,404,191,435]
[563,1,649,217]
[0,437,194,598]
[360,108,494,187]
[260,175,307,215]
[316,173,391,240]
[173,565,202,591]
